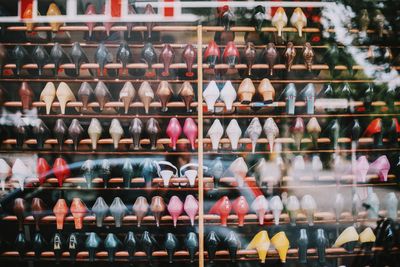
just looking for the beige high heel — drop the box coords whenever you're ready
[271,7,288,37]
[138,81,154,114]
[88,118,103,150]
[238,78,255,104]
[40,82,56,114]
[56,82,76,114]
[290,8,307,37]
[119,82,136,114]
[109,119,124,150]
[257,78,275,104]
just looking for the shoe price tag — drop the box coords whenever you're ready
[315,99,348,109]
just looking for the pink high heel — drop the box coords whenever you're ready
[166,118,182,150]
[369,155,390,182]
[167,196,183,227]
[184,195,198,226]
[355,156,369,183]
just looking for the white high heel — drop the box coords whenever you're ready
[290,8,307,37]
[207,119,224,151]
[156,161,178,187]
[40,82,56,114]
[385,192,398,220]
[203,81,220,112]
[109,119,124,150]
[12,159,30,191]
[0,159,11,191]
[56,82,76,114]
[263,118,279,152]
[88,118,103,150]
[245,117,262,153]
[179,163,208,187]
[228,157,248,187]
[271,7,288,37]
[292,155,305,180]
[301,194,317,226]
[286,195,300,226]
[311,155,323,181]
[226,119,242,150]
[119,81,136,114]
[220,81,237,111]
[251,195,269,225]
[270,196,283,225]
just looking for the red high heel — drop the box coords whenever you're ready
[223,41,240,68]
[209,196,232,226]
[232,196,249,227]
[53,158,70,187]
[204,41,220,69]
[37,158,50,185]
[363,118,383,147]
[53,199,68,230]
[70,198,87,230]
[166,118,182,150]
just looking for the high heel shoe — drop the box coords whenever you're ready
[124,231,137,262]
[141,43,157,76]
[359,227,376,251]
[15,232,27,258]
[270,196,283,225]
[355,156,369,182]
[203,81,220,112]
[109,119,123,150]
[271,231,290,263]
[280,83,297,114]
[226,119,241,150]
[146,118,161,150]
[68,233,79,262]
[32,46,49,76]
[364,118,383,147]
[206,232,220,263]
[258,78,275,104]
[99,159,111,188]
[85,232,101,262]
[298,229,309,264]
[129,118,143,150]
[204,40,220,68]
[151,196,166,227]
[373,10,385,38]
[47,3,62,32]
[351,119,361,143]
[209,157,224,188]
[306,117,321,149]
[272,7,288,36]
[14,119,27,148]
[143,4,156,39]
[133,196,149,227]
[56,82,76,114]
[385,192,398,220]
[247,230,270,263]
[303,42,314,71]
[251,195,268,225]
[104,233,121,262]
[0,159,10,190]
[33,119,49,149]
[77,82,93,111]
[291,117,304,150]
[300,83,315,114]
[50,43,68,77]
[185,232,199,263]
[209,196,232,226]
[164,233,179,263]
[81,159,95,188]
[117,41,132,76]
[223,41,239,68]
[252,5,266,31]
[138,81,154,114]
[110,197,127,227]
[71,42,89,77]
[95,43,113,77]
[53,119,67,150]
[369,155,390,182]
[53,198,68,230]
[327,119,340,149]
[160,44,175,77]
[12,159,30,190]
[263,118,279,152]
[19,82,34,110]
[207,119,224,151]
[53,157,70,187]
[179,81,195,112]
[119,82,135,114]
[287,195,300,226]
[184,195,198,226]
[141,231,156,262]
[94,81,111,111]
[228,157,248,187]
[122,159,133,188]
[245,118,262,153]
[220,81,236,111]
[238,78,255,104]
[88,118,102,150]
[70,198,87,229]
[225,231,240,262]
[156,81,173,112]
[12,45,30,76]
[284,42,296,72]
[166,118,182,150]
[68,119,84,151]
[333,226,359,252]
[290,8,307,37]
[40,82,55,114]
[52,233,64,263]
[182,44,196,77]
[22,3,35,32]
[13,198,26,231]
[316,229,328,263]
[183,118,197,150]
[388,118,400,144]
[168,196,183,227]
[84,4,96,38]
[301,195,317,226]
[244,42,256,76]
[232,196,249,227]
[264,43,278,76]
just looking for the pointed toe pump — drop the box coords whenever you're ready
[182,44,196,77]
[146,118,161,150]
[301,195,317,226]
[95,43,113,77]
[209,196,232,226]
[98,159,111,189]
[263,118,279,152]
[77,82,94,111]
[141,231,155,262]
[291,117,305,150]
[220,81,237,111]
[19,82,34,110]
[226,119,242,150]
[247,230,270,263]
[369,155,390,182]
[0,159,11,190]
[316,229,328,264]
[124,231,137,262]
[129,118,143,150]
[53,157,70,187]
[264,43,278,76]
[22,3,35,32]
[385,192,398,220]
[228,157,248,187]
[225,231,241,262]
[116,41,132,76]
[223,41,240,68]
[150,196,166,227]
[166,118,182,150]
[203,81,220,112]
[33,119,50,149]
[160,44,175,77]
[179,81,195,112]
[244,42,256,75]
[70,198,87,230]
[85,232,101,262]
[280,83,297,114]
[258,78,275,104]
[88,119,102,150]
[40,82,56,114]
[355,156,369,183]
[53,119,67,150]
[303,42,314,71]
[252,5,266,32]
[110,197,127,227]
[271,231,290,263]
[204,40,220,68]
[13,198,26,231]
[300,83,316,114]
[290,7,307,37]
[14,119,27,148]
[47,3,62,32]
[333,226,359,252]
[184,195,198,226]
[270,196,283,225]
[306,117,321,148]
[81,159,96,188]
[56,82,76,115]
[12,45,30,76]
[164,233,179,263]
[156,81,173,112]
[183,118,197,150]
[12,159,30,190]
[232,196,249,227]
[167,196,183,227]
[84,4,97,38]
[122,159,134,188]
[109,119,124,150]
[91,197,109,228]
[272,7,288,36]
[50,43,68,77]
[53,198,68,230]
[68,233,79,262]
[359,227,376,251]
[52,232,64,263]
[143,4,156,39]
[133,196,149,227]
[364,118,383,147]
[104,233,122,262]
[284,42,297,72]
[238,78,255,104]
[251,195,269,225]
[287,195,300,226]
[32,46,49,76]
[15,232,27,258]
[138,81,154,114]
[207,119,224,151]
[206,232,220,263]
[119,82,135,114]
[94,81,111,111]
[298,229,309,264]
[68,119,84,151]
[185,232,199,263]
[71,42,89,77]
[245,118,262,153]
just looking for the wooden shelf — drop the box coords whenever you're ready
[3,63,194,70]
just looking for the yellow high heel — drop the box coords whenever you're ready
[333,226,359,252]
[46,3,62,32]
[290,8,307,37]
[271,231,290,263]
[246,230,270,263]
[359,227,376,243]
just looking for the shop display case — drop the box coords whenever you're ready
[0,1,399,267]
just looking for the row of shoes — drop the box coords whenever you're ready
[13,195,198,230]
[16,81,195,114]
[12,230,199,263]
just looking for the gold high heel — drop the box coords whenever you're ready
[40,82,56,114]
[238,78,255,104]
[333,226,359,252]
[271,7,288,37]
[119,82,136,114]
[246,230,270,263]
[271,231,290,263]
[46,3,62,32]
[138,81,154,114]
[290,8,307,37]
[257,78,275,104]
[56,82,76,114]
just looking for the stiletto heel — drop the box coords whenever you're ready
[303,42,314,71]
[290,8,307,37]
[263,118,279,152]
[13,198,26,231]
[166,118,182,150]
[298,229,309,264]
[19,82,34,110]
[164,233,179,263]
[208,196,231,226]
[160,44,175,77]
[228,157,248,187]
[53,119,67,150]
[207,119,224,151]
[40,82,56,114]
[247,230,270,263]
[56,82,76,115]
[179,81,195,112]
[264,43,278,76]
[146,118,161,150]
[244,42,256,76]
[33,119,49,149]
[284,42,296,72]
[47,3,62,32]
[223,41,240,68]
[270,196,283,225]
[238,78,255,104]
[68,119,84,151]
[150,196,166,227]
[182,44,196,77]
[32,46,49,76]
[71,42,89,77]
[204,40,220,68]
[133,196,149,227]
[88,118,102,150]
[232,196,249,227]
[70,198,87,230]
[369,155,390,181]
[119,82,135,114]
[220,81,237,111]
[124,231,137,262]
[280,83,297,114]
[94,81,111,111]
[95,43,113,77]
[81,159,95,188]
[333,226,359,252]
[184,195,198,226]
[110,197,127,227]
[183,118,197,150]
[53,199,68,230]
[156,161,178,187]
[167,196,183,227]
[287,195,300,226]
[251,195,268,225]
[301,195,317,226]
[306,117,321,149]
[226,119,242,150]
[129,118,143,150]
[245,117,262,153]
[271,232,290,263]
[77,82,93,111]
[138,81,154,114]
[225,231,240,262]
[53,157,70,187]
[116,41,132,76]
[300,83,315,114]
[272,7,287,37]
[109,119,124,150]
[91,197,109,227]
[156,81,173,112]
[203,81,220,112]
